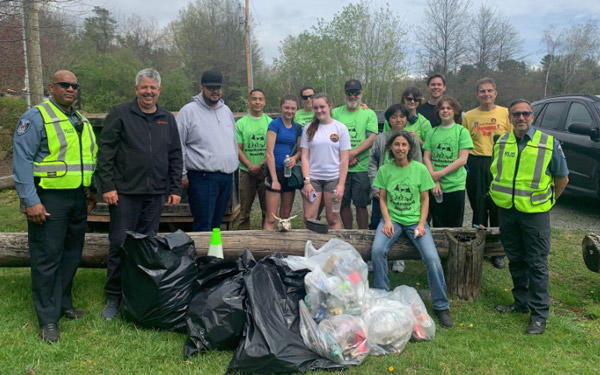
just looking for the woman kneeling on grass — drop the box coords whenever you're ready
[370,130,453,328]
[263,94,302,230]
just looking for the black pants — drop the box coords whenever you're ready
[105,194,164,299]
[498,208,551,320]
[29,188,87,326]
[369,197,381,230]
[466,155,498,227]
[429,189,465,227]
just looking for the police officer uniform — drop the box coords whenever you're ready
[490,125,568,332]
[13,98,97,339]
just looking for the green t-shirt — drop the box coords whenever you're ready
[235,113,272,172]
[423,124,473,193]
[294,109,314,126]
[383,113,432,144]
[332,105,378,172]
[373,161,434,226]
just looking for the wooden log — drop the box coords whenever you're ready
[582,233,600,273]
[445,231,486,301]
[0,175,15,190]
[0,228,502,268]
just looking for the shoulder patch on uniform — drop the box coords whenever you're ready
[16,119,31,136]
[556,143,566,159]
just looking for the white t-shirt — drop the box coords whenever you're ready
[300,119,351,180]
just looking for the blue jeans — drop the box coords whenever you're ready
[371,220,449,310]
[187,170,233,232]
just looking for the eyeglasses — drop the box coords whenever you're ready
[511,111,533,118]
[301,94,313,100]
[204,86,222,91]
[346,90,361,97]
[404,97,420,103]
[54,82,79,90]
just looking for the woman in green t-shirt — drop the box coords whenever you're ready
[371,130,453,328]
[382,87,432,146]
[423,96,473,228]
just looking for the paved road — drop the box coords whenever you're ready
[282,189,599,232]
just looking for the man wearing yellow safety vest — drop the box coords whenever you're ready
[490,99,569,335]
[13,70,97,343]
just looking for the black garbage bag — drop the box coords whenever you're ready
[227,254,345,374]
[184,250,256,358]
[121,230,197,331]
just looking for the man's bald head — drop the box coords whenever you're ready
[48,70,79,111]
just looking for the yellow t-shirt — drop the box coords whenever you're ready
[463,106,512,156]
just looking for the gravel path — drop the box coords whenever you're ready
[286,189,599,232]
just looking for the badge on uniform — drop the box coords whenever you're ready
[16,119,31,136]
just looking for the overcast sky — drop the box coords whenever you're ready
[71,0,599,72]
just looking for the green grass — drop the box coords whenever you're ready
[0,192,598,374]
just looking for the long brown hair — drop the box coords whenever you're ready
[306,93,333,142]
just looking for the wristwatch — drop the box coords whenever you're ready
[303,177,311,184]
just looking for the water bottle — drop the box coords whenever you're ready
[284,154,292,178]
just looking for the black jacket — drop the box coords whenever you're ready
[96,99,183,196]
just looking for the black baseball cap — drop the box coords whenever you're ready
[201,70,223,87]
[344,79,362,91]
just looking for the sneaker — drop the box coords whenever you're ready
[525,318,546,335]
[491,256,506,269]
[434,309,454,328]
[391,260,405,273]
[101,298,120,320]
[39,323,59,343]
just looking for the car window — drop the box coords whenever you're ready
[537,102,567,130]
[566,102,593,129]
[532,103,544,127]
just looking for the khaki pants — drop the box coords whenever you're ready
[238,169,266,229]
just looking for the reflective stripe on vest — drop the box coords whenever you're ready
[33,101,97,189]
[490,130,554,213]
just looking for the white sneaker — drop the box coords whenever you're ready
[392,260,405,272]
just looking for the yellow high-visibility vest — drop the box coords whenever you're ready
[490,129,554,213]
[33,101,97,189]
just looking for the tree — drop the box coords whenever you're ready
[468,5,521,72]
[83,6,116,54]
[420,0,471,75]
[542,20,600,96]
[273,1,406,109]
[169,0,263,111]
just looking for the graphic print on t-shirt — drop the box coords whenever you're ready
[389,181,416,212]
[472,118,501,137]
[247,133,266,157]
[432,141,455,166]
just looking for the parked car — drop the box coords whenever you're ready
[531,94,600,199]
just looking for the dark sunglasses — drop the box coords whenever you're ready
[54,82,79,90]
[511,111,533,118]
[404,96,420,103]
[346,90,361,97]
[204,86,222,91]
[301,94,313,100]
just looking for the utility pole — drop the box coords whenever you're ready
[22,0,44,105]
[244,0,253,93]
[21,2,31,108]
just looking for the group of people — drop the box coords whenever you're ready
[13,68,568,343]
